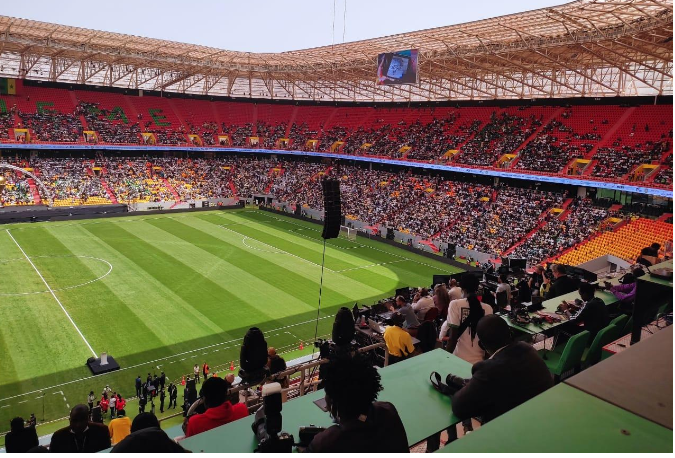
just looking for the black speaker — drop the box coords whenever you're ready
[295,203,301,215]
[447,243,456,258]
[321,179,341,240]
[386,227,395,240]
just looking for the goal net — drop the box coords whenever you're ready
[339,225,357,241]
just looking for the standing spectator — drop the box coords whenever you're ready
[448,279,463,302]
[412,288,435,320]
[168,383,178,409]
[439,273,493,365]
[193,364,200,384]
[50,405,111,453]
[135,375,142,398]
[109,393,117,419]
[159,389,166,414]
[159,371,166,391]
[202,362,210,380]
[268,348,288,402]
[87,391,95,412]
[433,283,451,319]
[5,417,39,453]
[108,409,131,446]
[27,413,37,428]
[138,391,147,414]
[100,396,109,417]
[116,394,126,414]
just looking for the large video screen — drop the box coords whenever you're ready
[377,49,419,85]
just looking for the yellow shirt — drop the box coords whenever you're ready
[384,325,415,357]
[108,416,132,445]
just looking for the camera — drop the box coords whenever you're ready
[252,383,294,453]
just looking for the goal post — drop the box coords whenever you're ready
[339,225,357,241]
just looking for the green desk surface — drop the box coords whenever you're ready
[501,288,618,335]
[639,259,674,287]
[437,384,673,453]
[178,349,472,452]
[567,326,673,430]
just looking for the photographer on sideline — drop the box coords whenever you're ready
[307,354,409,453]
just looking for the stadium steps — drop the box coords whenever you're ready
[286,106,299,137]
[658,213,673,222]
[585,106,636,158]
[99,177,119,204]
[609,204,623,212]
[26,178,42,204]
[251,105,259,136]
[209,101,223,129]
[162,177,182,202]
[581,159,598,176]
[123,95,141,121]
[228,179,238,197]
[501,205,559,256]
[166,98,187,129]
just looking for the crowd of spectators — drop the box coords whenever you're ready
[18,110,82,143]
[31,158,109,204]
[509,198,609,263]
[454,110,543,166]
[0,170,33,205]
[78,102,142,144]
[592,141,670,178]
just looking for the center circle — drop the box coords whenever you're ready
[0,255,113,296]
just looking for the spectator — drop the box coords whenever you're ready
[108,409,131,445]
[50,404,111,453]
[433,283,451,319]
[307,354,409,453]
[451,315,553,423]
[383,313,415,364]
[5,417,39,453]
[185,376,248,437]
[388,295,420,330]
[111,413,186,453]
[544,264,578,300]
[412,288,435,320]
[558,282,609,342]
[439,273,493,365]
[87,390,95,412]
[91,401,103,424]
[448,278,463,302]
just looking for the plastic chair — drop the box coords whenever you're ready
[610,314,629,332]
[539,331,590,382]
[582,324,621,368]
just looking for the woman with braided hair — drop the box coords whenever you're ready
[439,273,493,365]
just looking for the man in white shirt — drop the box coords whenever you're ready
[411,288,435,320]
[495,274,512,304]
[448,279,463,302]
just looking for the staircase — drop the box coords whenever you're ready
[166,99,187,130]
[162,178,181,202]
[586,107,636,158]
[511,107,565,157]
[658,213,673,222]
[286,107,299,137]
[26,178,42,205]
[228,179,238,197]
[99,178,119,204]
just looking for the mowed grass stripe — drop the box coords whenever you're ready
[48,224,225,358]
[82,222,249,336]
[0,230,102,384]
[210,211,394,269]
[144,216,367,312]
[7,227,166,371]
[125,218,317,321]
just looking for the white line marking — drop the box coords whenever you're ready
[0,313,335,404]
[333,259,408,273]
[6,230,97,357]
[220,224,336,272]
[0,405,8,409]
[17,400,27,404]
[66,403,70,409]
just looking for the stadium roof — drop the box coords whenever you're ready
[0,0,671,101]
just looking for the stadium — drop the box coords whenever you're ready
[0,0,672,453]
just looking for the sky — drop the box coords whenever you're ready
[3,0,567,53]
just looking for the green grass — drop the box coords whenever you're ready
[0,208,462,437]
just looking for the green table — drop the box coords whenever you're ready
[437,384,673,453]
[501,288,618,335]
[178,349,472,452]
[640,259,674,287]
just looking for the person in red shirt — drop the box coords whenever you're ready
[100,397,110,416]
[185,376,247,437]
[202,362,210,380]
[116,395,126,413]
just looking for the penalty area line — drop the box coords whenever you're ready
[6,229,97,358]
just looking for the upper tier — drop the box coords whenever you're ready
[1,85,672,191]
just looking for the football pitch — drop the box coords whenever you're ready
[0,208,462,429]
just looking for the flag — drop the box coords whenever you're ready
[0,78,16,95]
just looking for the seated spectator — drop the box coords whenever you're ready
[108,409,131,446]
[383,313,415,364]
[439,273,493,365]
[5,417,39,453]
[267,347,289,402]
[558,282,609,342]
[388,295,420,330]
[412,288,435,320]
[185,376,248,437]
[307,354,409,453]
[433,283,451,319]
[544,264,578,300]
[494,274,512,304]
[606,273,637,305]
[451,315,553,423]
[50,404,111,453]
[111,412,186,453]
